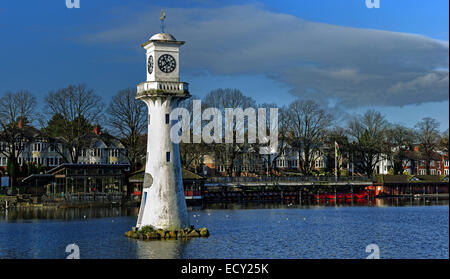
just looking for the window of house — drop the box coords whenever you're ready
[420,160,426,166]
[430,169,436,175]
[218,165,224,172]
[93,149,102,157]
[437,161,441,168]
[419,169,426,175]
[33,143,41,152]
[445,160,449,167]
[445,169,449,175]
[430,160,435,167]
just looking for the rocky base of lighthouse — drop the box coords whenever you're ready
[125,225,210,241]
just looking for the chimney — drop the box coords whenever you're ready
[18,119,23,129]
[93,125,101,135]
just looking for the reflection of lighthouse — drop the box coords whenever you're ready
[135,238,187,259]
[135,31,190,230]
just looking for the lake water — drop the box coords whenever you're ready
[0,199,448,259]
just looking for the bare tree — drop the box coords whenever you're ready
[255,103,288,175]
[415,117,441,175]
[385,124,416,174]
[107,88,147,171]
[203,89,256,176]
[176,96,210,173]
[439,129,448,154]
[42,84,103,163]
[285,99,333,176]
[0,90,37,189]
[347,110,388,176]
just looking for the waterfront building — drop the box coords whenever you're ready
[22,163,130,194]
[373,145,449,175]
[75,126,128,165]
[201,143,330,177]
[0,125,128,170]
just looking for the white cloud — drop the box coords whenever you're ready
[82,4,449,107]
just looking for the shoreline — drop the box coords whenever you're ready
[1,194,448,211]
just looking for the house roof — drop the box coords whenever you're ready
[46,163,130,174]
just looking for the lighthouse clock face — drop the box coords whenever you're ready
[147,55,153,74]
[158,54,176,73]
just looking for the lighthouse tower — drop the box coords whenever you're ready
[135,28,190,230]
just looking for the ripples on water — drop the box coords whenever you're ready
[0,198,448,259]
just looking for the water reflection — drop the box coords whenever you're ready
[201,197,448,210]
[134,238,190,259]
[0,206,139,221]
[1,198,447,221]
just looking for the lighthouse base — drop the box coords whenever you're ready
[125,225,210,241]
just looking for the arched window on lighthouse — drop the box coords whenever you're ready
[165,114,170,124]
[166,152,170,162]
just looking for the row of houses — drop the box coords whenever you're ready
[201,143,449,177]
[2,123,448,182]
[0,125,129,171]
[202,145,331,177]
[375,146,449,176]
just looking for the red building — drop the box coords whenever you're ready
[403,145,449,176]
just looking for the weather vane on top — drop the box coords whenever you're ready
[160,10,166,33]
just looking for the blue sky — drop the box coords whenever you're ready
[0,0,448,130]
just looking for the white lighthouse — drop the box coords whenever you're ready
[135,26,190,230]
